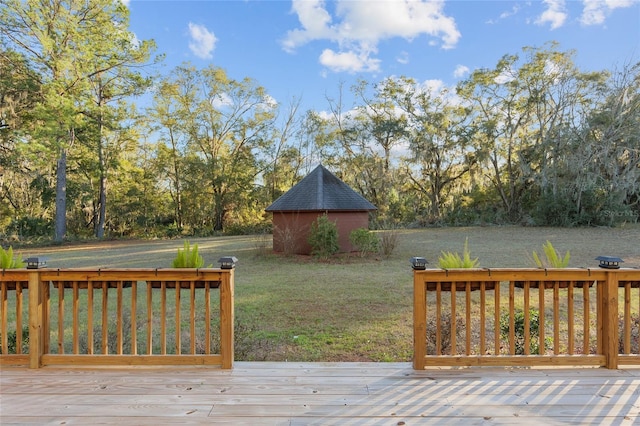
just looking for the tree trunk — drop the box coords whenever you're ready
[54,145,68,243]
[96,108,106,239]
[97,174,107,238]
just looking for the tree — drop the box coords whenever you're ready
[0,49,43,232]
[149,65,277,232]
[392,77,475,223]
[570,61,640,224]
[457,43,603,223]
[263,96,307,202]
[83,38,158,238]
[349,78,409,222]
[0,0,157,241]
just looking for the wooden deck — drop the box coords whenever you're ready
[1,362,639,425]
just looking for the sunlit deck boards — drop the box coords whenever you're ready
[1,362,639,425]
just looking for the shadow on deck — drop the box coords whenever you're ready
[1,362,639,425]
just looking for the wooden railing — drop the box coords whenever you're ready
[413,268,640,369]
[0,268,234,369]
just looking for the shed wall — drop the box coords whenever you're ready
[271,211,370,255]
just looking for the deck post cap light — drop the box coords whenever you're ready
[218,256,238,269]
[26,257,47,269]
[410,257,427,270]
[595,256,624,269]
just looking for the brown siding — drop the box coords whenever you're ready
[271,211,370,255]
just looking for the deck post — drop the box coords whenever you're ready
[27,271,43,369]
[601,271,619,369]
[413,270,426,369]
[220,269,235,369]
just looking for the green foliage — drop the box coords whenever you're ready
[438,238,479,268]
[499,308,550,355]
[532,240,570,268]
[308,214,339,259]
[349,228,379,257]
[0,246,25,269]
[7,216,53,239]
[0,326,29,354]
[171,240,210,268]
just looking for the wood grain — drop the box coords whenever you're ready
[1,362,639,424]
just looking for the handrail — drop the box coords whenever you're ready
[0,268,235,369]
[413,267,640,369]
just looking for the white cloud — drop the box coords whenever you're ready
[486,3,522,24]
[536,0,568,30]
[580,0,635,26]
[453,64,470,78]
[283,0,460,73]
[188,22,217,60]
[397,51,410,64]
[210,92,233,109]
[418,79,445,95]
[319,48,381,73]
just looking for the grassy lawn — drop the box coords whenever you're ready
[13,225,640,361]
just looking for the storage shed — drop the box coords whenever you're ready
[265,165,377,255]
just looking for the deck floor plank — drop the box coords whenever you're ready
[1,362,639,424]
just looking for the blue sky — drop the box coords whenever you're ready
[125,0,640,112]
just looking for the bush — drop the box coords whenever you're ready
[6,216,52,239]
[308,214,339,259]
[349,228,379,257]
[499,308,550,355]
[379,228,399,258]
[274,221,304,256]
[0,326,29,354]
[618,314,640,354]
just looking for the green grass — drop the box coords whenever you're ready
[4,225,640,360]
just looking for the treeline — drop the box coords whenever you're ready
[1,1,639,242]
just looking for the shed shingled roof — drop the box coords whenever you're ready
[265,165,377,212]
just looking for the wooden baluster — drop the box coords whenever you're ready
[583,282,590,354]
[42,280,50,354]
[73,281,79,354]
[190,281,196,355]
[480,281,486,355]
[16,283,23,354]
[624,282,631,354]
[435,282,442,355]
[494,281,500,355]
[116,282,123,355]
[102,282,108,354]
[553,282,560,354]
[1,282,7,355]
[146,281,153,355]
[509,282,515,355]
[58,281,64,354]
[131,281,137,355]
[450,281,456,355]
[568,282,574,354]
[539,284,545,355]
[205,282,211,355]
[523,282,530,355]
[175,282,181,355]
[160,282,166,355]
[87,282,94,354]
[465,282,471,355]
